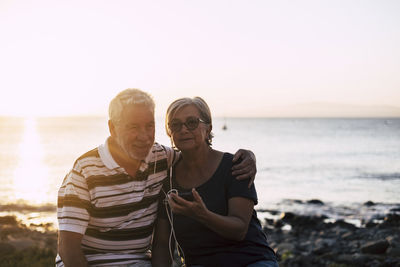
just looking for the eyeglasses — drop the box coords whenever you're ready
[168,117,206,132]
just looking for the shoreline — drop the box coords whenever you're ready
[257,199,400,228]
[2,198,399,224]
[1,199,399,266]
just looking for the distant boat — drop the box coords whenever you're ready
[222,118,228,130]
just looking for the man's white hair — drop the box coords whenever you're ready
[109,88,155,125]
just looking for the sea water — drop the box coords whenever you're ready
[0,116,399,226]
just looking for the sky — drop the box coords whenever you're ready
[1,0,399,117]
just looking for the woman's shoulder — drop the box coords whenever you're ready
[212,150,233,165]
[220,151,235,162]
[210,151,234,174]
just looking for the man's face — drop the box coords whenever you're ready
[111,104,155,161]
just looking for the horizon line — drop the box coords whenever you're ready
[1,115,400,119]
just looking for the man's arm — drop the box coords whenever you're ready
[232,149,257,187]
[58,231,88,267]
[151,218,172,267]
[164,145,257,187]
[162,145,181,168]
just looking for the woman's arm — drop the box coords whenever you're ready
[168,189,254,241]
[151,217,172,267]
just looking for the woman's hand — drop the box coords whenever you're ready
[232,149,257,187]
[168,189,208,219]
[169,188,254,241]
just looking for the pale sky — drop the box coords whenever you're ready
[1,0,399,117]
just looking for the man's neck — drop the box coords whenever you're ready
[107,138,141,177]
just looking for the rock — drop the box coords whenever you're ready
[382,213,400,226]
[348,240,360,250]
[336,254,354,264]
[390,206,400,212]
[361,239,390,254]
[0,242,16,256]
[262,207,400,265]
[332,219,357,230]
[386,246,400,257]
[364,201,376,206]
[0,216,18,225]
[274,220,284,229]
[333,253,372,266]
[312,246,327,255]
[264,218,274,226]
[365,220,378,228]
[369,259,383,266]
[383,259,400,267]
[283,254,312,266]
[316,237,336,247]
[307,199,324,205]
[275,242,296,255]
[8,238,35,250]
[386,236,400,245]
[341,231,354,240]
[279,212,296,221]
[351,253,371,266]
[280,213,326,229]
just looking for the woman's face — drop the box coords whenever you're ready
[169,104,210,152]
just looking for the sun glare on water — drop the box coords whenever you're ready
[13,117,51,205]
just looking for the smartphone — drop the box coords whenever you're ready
[178,191,194,201]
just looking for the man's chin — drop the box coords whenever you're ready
[129,150,151,161]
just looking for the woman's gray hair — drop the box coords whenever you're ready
[165,97,214,146]
[109,88,155,125]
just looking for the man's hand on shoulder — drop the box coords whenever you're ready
[232,149,257,188]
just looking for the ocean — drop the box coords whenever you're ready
[0,116,399,227]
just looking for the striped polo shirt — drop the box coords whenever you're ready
[56,139,177,266]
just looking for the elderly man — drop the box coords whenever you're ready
[56,89,256,267]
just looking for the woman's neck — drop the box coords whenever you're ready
[180,145,213,169]
[176,145,222,188]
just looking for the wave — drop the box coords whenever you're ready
[359,172,400,180]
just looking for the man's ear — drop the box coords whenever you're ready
[108,120,116,137]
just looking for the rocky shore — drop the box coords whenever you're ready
[1,200,399,266]
[0,215,57,266]
[262,200,400,267]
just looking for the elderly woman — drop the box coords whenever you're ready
[152,97,277,267]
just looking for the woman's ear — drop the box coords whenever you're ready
[208,124,212,136]
[206,124,213,143]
